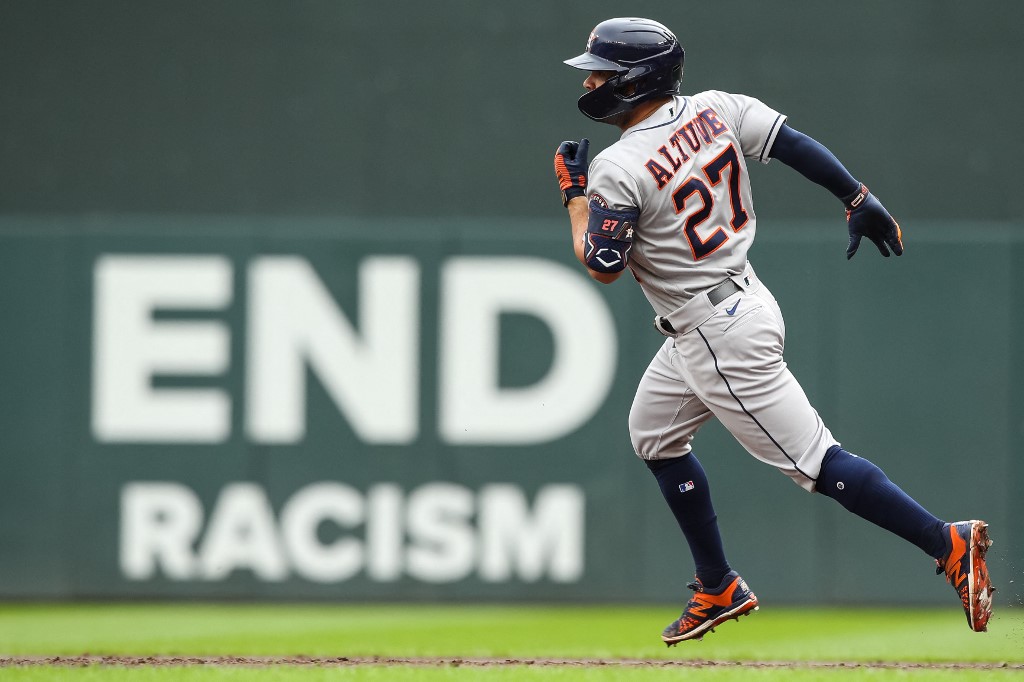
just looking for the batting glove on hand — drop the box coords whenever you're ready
[554,138,589,207]
[843,183,904,259]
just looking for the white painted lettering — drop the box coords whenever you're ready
[405,483,475,583]
[246,257,419,444]
[119,482,202,580]
[93,256,231,442]
[197,483,288,581]
[119,481,586,585]
[478,484,585,582]
[280,481,364,582]
[439,257,615,444]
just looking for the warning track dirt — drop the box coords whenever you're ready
[1,656,1021,670]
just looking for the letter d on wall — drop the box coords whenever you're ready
[439,257,616,444]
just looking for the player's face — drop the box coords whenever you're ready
[583,70,615,91]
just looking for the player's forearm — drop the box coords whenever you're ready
[568,197,622,284]
[770,123,903,258]
[568,196,590,263]
[769,124,860,200]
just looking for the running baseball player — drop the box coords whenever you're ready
[553,17,994,645]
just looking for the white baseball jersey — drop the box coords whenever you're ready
[597,92,839,491]
[587,91,787,316]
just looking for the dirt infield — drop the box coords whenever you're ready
[1,656,1021,670]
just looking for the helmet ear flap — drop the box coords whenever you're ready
[577,79,632,122]
[611,70,644,101]
[577,61,682,122]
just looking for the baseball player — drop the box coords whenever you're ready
[553,17,994,645]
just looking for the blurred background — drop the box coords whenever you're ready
[0,0,1020,606]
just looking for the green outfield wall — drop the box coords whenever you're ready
[0,1,1021,604]
[0,217,1020,604]
[1,1,1021,222]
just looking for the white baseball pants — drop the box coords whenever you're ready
[629,264,837,491]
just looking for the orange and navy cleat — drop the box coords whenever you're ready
[661,570,759,646]
[936,520,995,632]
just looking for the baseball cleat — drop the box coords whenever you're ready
[661,570,759,646]
[936,520,994,632]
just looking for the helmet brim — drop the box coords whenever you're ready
[564,52,625,72]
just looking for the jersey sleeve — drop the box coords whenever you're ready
[700,91,787,165]
[587,156,641,211]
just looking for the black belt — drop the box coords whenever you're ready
[707,279,742,306]
[657,279,743,335]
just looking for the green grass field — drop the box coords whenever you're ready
[1,603,1022,680]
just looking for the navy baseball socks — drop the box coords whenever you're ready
[645,453,731,588]
[816,445,946,557]
[816,445,995,631]
[646,453,761,643]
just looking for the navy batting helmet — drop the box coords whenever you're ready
[564,18,685,122]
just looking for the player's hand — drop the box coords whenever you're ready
[844,184,904,259]
[554,138,589,207]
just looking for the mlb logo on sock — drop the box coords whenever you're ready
[679,481,695,493]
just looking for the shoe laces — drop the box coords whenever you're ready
[678,581,711,622]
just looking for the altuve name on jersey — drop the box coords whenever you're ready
[643,108,728,190]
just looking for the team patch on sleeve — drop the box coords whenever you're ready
[585,200,637,273]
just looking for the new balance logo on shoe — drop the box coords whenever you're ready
[937,520,995,632]
[661,571,759,646]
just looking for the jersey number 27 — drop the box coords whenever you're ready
[671,144,749,260]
